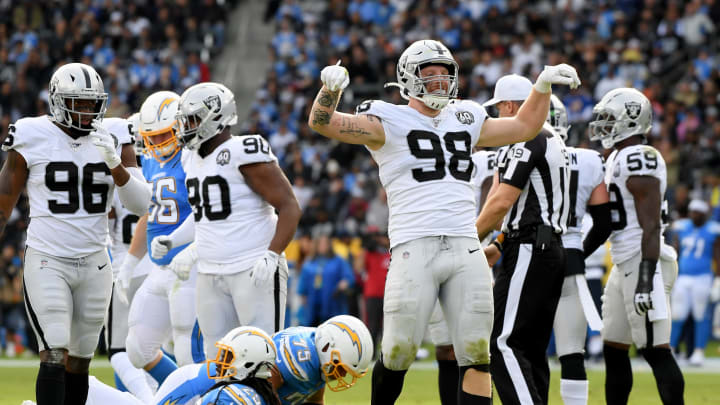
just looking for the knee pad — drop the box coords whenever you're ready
[559,353,586,380]
[381,342,418,370]
[45,348,66,366]
[126,332,156,368]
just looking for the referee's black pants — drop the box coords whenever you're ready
[490,238,565,405]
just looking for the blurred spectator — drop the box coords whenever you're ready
[297,235,355,326]
[358,227,390,354]
[0,245,25,357]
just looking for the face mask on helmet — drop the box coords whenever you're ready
[385,40,459,110]
[315,315,373,392]
[206,326,277,382]
[139,92,181,163]
[589,88,652,149]
[176,82,238,151]
[48,63,108,134]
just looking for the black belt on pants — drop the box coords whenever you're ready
[504,224,562,250]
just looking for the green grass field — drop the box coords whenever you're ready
[0,362,716,405]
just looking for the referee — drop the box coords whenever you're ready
[476,74,570,405]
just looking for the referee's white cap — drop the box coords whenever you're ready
[483,74,533,107]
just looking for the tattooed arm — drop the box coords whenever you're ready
[0,150,29,235]
[308,87,385,150]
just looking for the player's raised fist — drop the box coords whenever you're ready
[534,64,581,93]
[320,61,350,92]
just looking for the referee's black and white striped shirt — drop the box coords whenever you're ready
[495,123,570,235]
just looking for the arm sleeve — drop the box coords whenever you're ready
[168,215,196,247]
[583,202,612,258]
[116,167,151,216]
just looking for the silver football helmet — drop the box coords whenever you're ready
[176,82,237,150]
[385,40,459,110]
[207,326,277,382]
[315,315,373,392]
[48,63,108,133]
[546,94,570,141]
[589,88,652,149]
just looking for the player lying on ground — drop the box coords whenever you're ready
[24,315,373,405]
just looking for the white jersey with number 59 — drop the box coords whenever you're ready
[2,116,131,258]
[181,134,278,272]
[356,99,488,248]
[604,144,669,264]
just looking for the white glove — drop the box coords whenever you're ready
[151,235,173,260]
[711,277,720,302]
[250,251,280,287]
[115,254,141,306]
[320,61,350,92]
[533,64,581,93]
[168,243,198,281]
[90,119,121,169]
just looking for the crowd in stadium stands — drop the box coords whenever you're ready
[0,0,237,355]
[1,0,720,358]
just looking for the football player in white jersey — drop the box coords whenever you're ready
[0,62,150,405]
[308,39,580,405]
[547,95,611,405]
[589,88,684,404]
[151,82,301,358]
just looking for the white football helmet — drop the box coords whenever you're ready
[48,63,108,133]
[207,326,277,382]
[127,112,145,155]
[315,315,373,392]
[546,94,570,141]
[176,82,237,150]
[385,40,459,110]
[589,87,652,149]
[139,91,181,163]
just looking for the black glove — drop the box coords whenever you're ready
[634,259,655,316]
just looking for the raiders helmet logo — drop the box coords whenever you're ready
[216,148,231,166]
[203,95,222,113]
[625,101,641,119]
[455,111,474,125]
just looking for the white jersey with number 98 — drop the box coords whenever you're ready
[357,99,488,248]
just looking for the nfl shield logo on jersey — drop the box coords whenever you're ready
[625,101,641,119]
[204,95,222,113]
[216,148,231,166]
[455,111,474,125]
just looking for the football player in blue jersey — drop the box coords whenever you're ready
[670,199,720,366]
[48,316,373,405]
[271,315,373,404]
[198,326,281,405]
[118,91,201,384]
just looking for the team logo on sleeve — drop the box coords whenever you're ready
[624,102,641,119]
[204,95,222,113]
[216,148,231,166]
[455,111,474,125]
[613,162,621,177]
